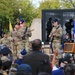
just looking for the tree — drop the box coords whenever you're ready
[63,0,75,8]
[60,0,75,9]
[37,0,60,18]
[0,0,37,32]
[0,0,20,31]
[19,0,38,26]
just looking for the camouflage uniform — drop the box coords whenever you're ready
[15,28,24,56]
[0,37,11,48]
[18,27,32,53]
[24,27,32,52]
[10,30,19,58]
[50,25,63,51]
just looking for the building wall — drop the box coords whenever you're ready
[29,18,42,41]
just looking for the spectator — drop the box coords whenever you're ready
[1,56,10,63]
[63,53,73,64]
[0,73,3,75]
[0,47,12,62]
[52,50,64,75]
[62,33,71,44]
[23,39,51,75]
[2,61,12,74]
[14,49,27,65]
[64,64,75,75]
[11,63,18,69]
[9,68,17,75]
[17,64,32,75]
[46,17,52,42]
[65,19,73,39]
[0,60,3,74]
[62,33,71,49]
[8,63,18,75]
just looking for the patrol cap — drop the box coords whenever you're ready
[53,19,58,22]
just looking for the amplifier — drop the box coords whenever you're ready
[64,43,75,53]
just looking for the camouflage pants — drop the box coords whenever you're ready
[10,42,18,60]
[12,45,17,60]
[23,41,30,53]
[52,42,62,58]
[17,41,24,57]
[52,42,61,51]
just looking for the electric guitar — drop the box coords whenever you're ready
[49,26,60,42]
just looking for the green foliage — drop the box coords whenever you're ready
[19,0,38,26]
[36,0,75,18]
[62,0,75,9]
[0,0,37,32]
[0,0,75,32]
[37,0,60,18]
[62,0,73,9]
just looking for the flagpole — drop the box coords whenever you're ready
[19,8,22,21]
[9,18,13,32]
[74,19,75,43]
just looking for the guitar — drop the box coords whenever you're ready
[24,29,34,36]
[49,26,60,42]
[22,29,34,40]
[49,31,56,42]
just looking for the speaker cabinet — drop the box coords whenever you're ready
[64,43,75,53]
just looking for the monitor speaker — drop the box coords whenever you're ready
[64,43,75,53]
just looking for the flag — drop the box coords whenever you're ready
[20,14,23,21]
[9,22,13,31]
[74,20,75,43]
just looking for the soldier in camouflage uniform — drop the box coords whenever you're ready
[49,19,63,52]
[0,33,11,48]
[10,23,23,58]
[19,20,32,53]
[10,27,19,59]
[13,23,23,57]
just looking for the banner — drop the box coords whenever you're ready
[74,20,75,43]
[9,22,13,31]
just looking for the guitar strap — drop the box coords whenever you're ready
[22,27,28,40]
[51,26,60,42]
[24,27,28,35]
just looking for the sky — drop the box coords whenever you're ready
[31,0,43,8]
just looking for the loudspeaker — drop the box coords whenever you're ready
[64,43,75,53]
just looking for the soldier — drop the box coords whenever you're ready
[65,19,73,39]
[0,32,11,48]
[10,23,23,58]
[14,23,23,57]
[46,17,52,42]
[10,27,18,59]
[19,20,32,53]
[49,19,63,52]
